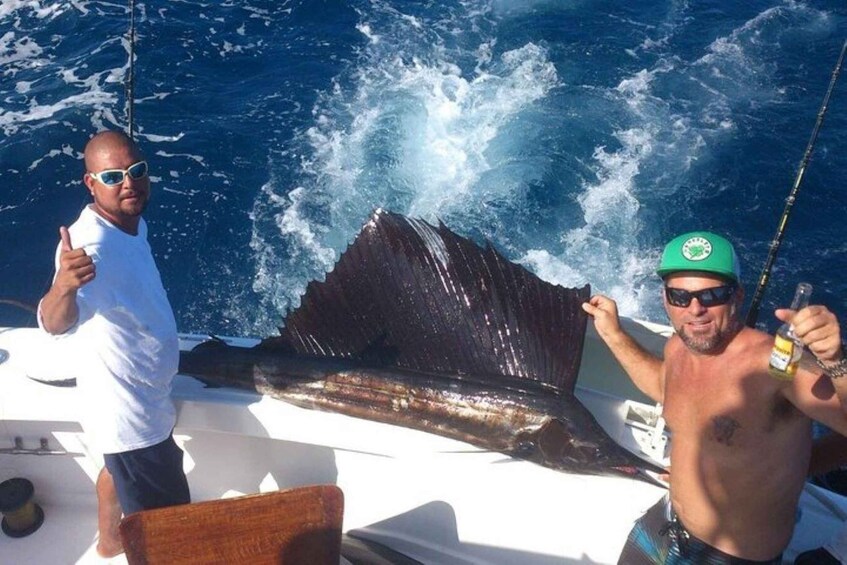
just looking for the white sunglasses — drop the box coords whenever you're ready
[88,161,148,187]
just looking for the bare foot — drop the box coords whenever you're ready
[96,535,124,558]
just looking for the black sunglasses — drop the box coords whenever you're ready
[664,284,736,308]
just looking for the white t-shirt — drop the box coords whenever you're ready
[39,206,179,454]
[827,524,847,562]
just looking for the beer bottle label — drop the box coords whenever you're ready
[769,334,799,377]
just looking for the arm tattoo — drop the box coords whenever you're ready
[712,416,740,445]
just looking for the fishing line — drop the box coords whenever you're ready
[745,39,847,328]
[126,0,136,140]
[0,300,37,315]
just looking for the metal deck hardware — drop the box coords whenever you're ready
[0,437,73,456]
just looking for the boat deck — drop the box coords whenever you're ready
[1,327,845,564]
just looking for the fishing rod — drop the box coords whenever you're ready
[126,0,136,140]
[17,2,138,324]
[0,1,140,327]
[745,39,847,328]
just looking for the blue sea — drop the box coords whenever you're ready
[1,0,845,339]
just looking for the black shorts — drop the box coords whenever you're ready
[103,434,191,515]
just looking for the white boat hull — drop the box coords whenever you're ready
[0,326,843,564]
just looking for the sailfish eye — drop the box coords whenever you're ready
[514,440,536,456]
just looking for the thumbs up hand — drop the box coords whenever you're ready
[55,226,95,292]
[60,226,73,252]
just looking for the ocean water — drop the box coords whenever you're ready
[1,0,845,339]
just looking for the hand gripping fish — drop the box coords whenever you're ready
[179,209,665,482]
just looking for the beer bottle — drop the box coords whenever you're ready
[768,282,812,380]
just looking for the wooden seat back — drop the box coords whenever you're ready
[119,485,344,564]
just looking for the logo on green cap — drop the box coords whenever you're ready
[681,236,712,261]
[658,231,740,282]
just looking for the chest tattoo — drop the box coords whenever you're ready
[711,416,740,445]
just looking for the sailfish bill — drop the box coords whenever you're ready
[179,209,665,480]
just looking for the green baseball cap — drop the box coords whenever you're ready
[657,231,741,282]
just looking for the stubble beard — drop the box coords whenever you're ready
[676,318,739,354]
[122,197,148,217]
[116,188,149,218]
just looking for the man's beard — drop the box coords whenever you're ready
[120,195,148,216]
[676,320,738,354]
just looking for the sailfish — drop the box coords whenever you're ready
[179,209,665,481]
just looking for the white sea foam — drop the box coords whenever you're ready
[356,23,380,44]
[552,61,670,317]
[692,1,827,105]
[0,0,66,19]
[0,4,128,137]
[248,183,337,331]
[243,1,568,329]
[491,0,577,15]
[275,188,336,269]
[314,40,557,220]
[242,0,840,332]
[0,90,116,136]
[547,55,681,318]
[546,0,833,321]
[154,150,204,164]
[519,249,584,288]
[27,144,77,171]
[0,31,46,70]
[142,132,185,143]
[557,130,654,317]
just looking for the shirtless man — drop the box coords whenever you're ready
[582,231,847,563]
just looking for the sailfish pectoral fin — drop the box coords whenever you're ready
[533,417,666,480]
[536,418,599,463]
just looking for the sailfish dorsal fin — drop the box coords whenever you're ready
[267,209,590,394]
